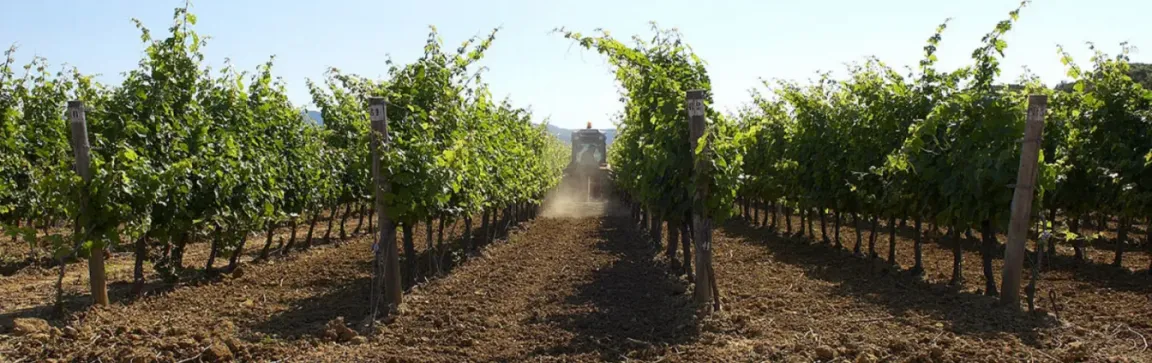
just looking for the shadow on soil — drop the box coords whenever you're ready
[0,257,52,277]
[0,293,87,332]
[526,215,699,361]
[1045,253,1152,295]
[741,214,1152,295]
[720,219,1059,348]
[247,214,530,341]
[249,271,375,340]
[0,226,360,330]
[0,279,179,332]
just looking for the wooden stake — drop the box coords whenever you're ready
[68,101,107,306]
[687,89,714,307]
[1000,95,1047,309]
[369,97,401,324]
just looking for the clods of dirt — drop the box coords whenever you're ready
[321,317,358,342]
[10,317,49,336]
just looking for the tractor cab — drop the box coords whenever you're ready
[570,126,607,168]
[562,122,611,201]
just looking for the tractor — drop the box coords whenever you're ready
[562,122,611,201]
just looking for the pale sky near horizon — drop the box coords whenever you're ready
[2,0,1148,130]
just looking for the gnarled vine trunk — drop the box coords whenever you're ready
[833,212,842,249]
[853,213,864,257]
[818,208,830,244]
[227,231,245,272]
[868,215,878,259]
[436,216,446,275]
[132,235,148,295]
[666,220,680,266]
[742,197,750,222]
[651,215,663,249]
[205,223,223,273]
[323,204,337,241]
[980,219,998,296]
[1112,217,1129,267]
[769,202,778,230]
[806,208,815,238]
[911,215,924,276]
[640,209,649,232]
[1046,209,1057,257]
[783,205,793,234]
[171,231,189,271]
[680,220,692,277]
[281,218,299,254]
[480,209,490,245]
[1147,220,1151,274]
[354,204,367,235]
[887,216,897,264]
[259,222,276,260]
[949,226,963,286]
[425,217,435,276]
[403,223,416,287]
[1070,216,1085,262]
[752,200,760,226]
[339,203,352,239]
[304,211,319,250]
[464,216,474,252]
[368,208,376,234]
[798,207,805,237]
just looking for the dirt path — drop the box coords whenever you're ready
[299,210,697,362]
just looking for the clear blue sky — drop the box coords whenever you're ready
[2,0,1147,130]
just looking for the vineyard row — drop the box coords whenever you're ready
[568,2,1152,310]
[0,6,568,311]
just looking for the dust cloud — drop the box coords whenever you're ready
[539,186,626,219]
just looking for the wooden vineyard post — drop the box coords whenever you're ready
[687,89,715,307]
[1000,95,1047,309]
[368,97,402,325]
[68,101,107,306]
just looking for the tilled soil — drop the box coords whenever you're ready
[699,219,1151,362]
[2,203,1151,362]
[0,207,474,322]
[0,209,367,321]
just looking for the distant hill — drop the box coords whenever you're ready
[544,124,615,146]
[304,110,615,146]
[306,110,323,125]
